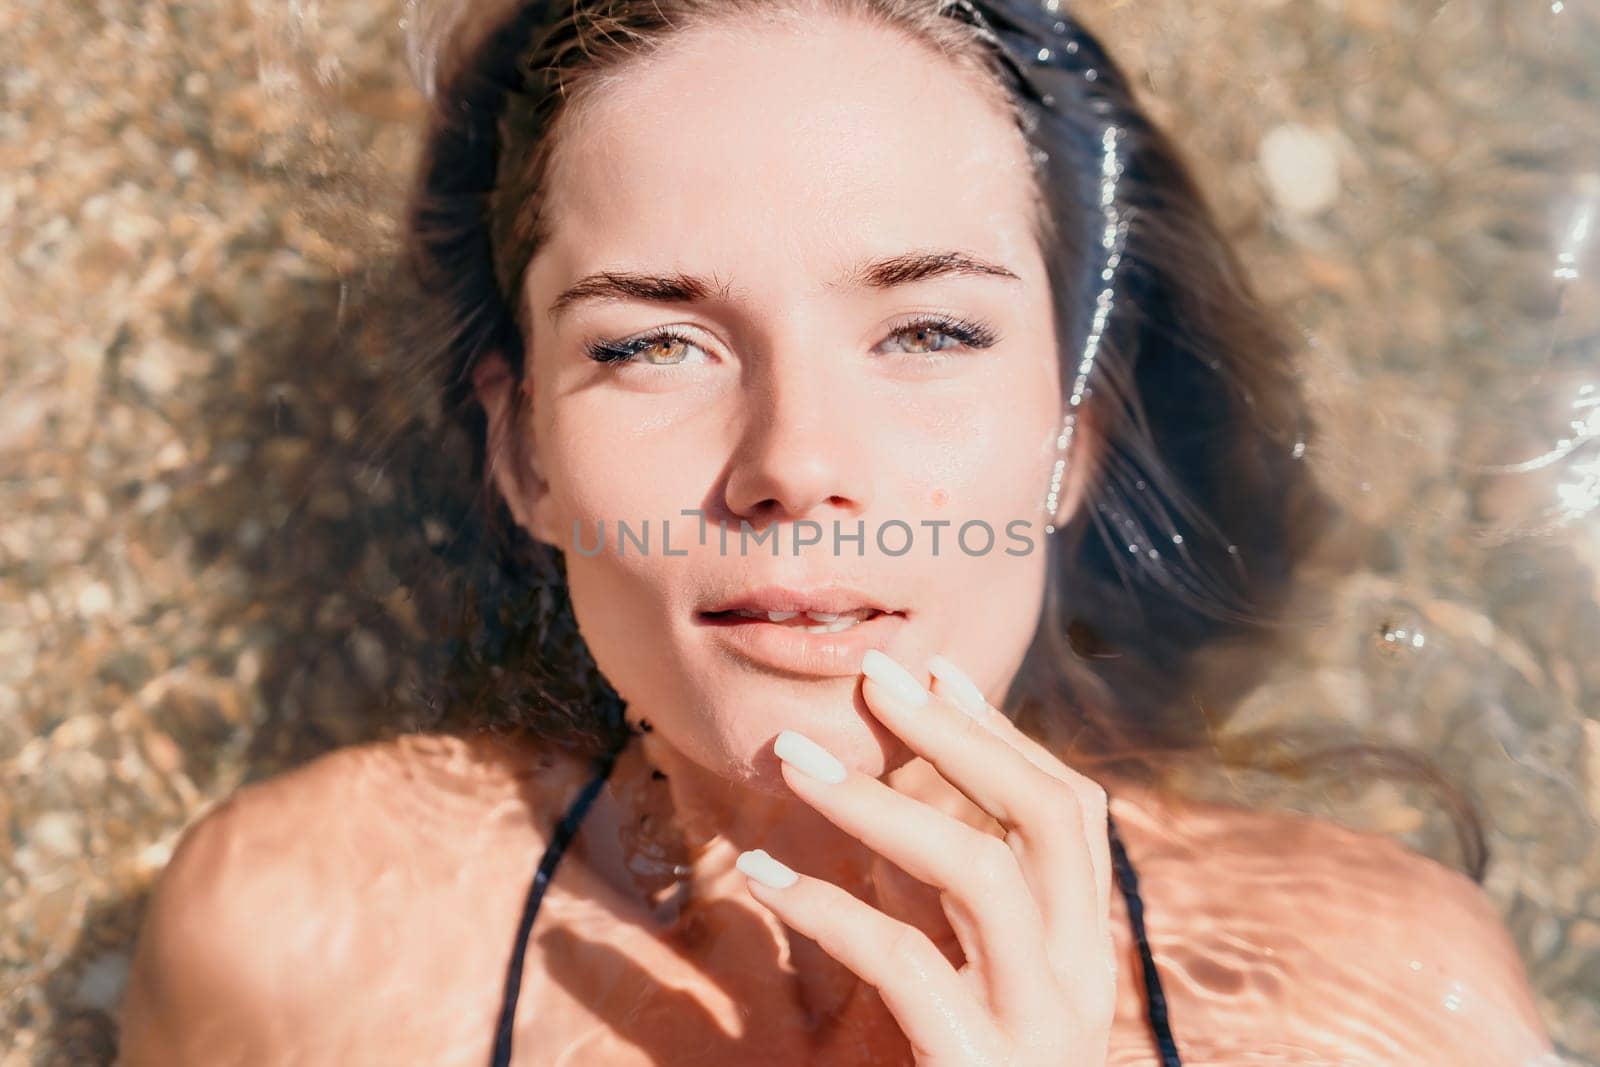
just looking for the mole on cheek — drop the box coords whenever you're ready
[930,488,948,508]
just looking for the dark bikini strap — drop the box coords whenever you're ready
[490,748,620,1067]
[1106,800,1183,1066]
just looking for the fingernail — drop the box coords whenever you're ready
[737,848,798,889]
[774,729,848,784]
[860,649,931,708]
[927,654,989,720]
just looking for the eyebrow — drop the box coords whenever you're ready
[546,249,1022,325]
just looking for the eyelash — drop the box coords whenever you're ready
[582,313,1002,367]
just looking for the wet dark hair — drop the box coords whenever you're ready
[396,0,1488,877]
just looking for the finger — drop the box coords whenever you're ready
[771,729,1058,1027]
[859,651,1106,982]
[925,655,1112,923]
[734,848,995,1057]
[925,664,1116,1003]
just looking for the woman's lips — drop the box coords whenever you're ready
[695,609,909,678]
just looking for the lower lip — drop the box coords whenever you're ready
[695,611,909,678]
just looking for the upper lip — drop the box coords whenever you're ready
[701,584,903,616]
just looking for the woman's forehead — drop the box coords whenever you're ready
[531,17,1041,300]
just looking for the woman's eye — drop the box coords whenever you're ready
[877,315,1001,357]
[584,329,710,367]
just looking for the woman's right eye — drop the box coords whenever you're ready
[584,328,711,367]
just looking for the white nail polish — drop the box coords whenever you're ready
[927,654,989,720]
[737,848,798,889]
[860,649,931,708]
[774,729,848,784]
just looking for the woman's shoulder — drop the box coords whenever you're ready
[1110,784,1554,1063]
[141,729,591,893]
[1109,778,1491,906]
[118,730,592,1065]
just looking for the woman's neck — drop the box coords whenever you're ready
[616,726,886,906]
[589,725,971,1024]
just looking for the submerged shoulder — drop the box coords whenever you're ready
[1317,819,1553,1061]
[119,748,356,1063]
[119,731,584,1065]
[1222,799,1554,1063]
[1110,787,1554,1064]
[1307,817,1555,1063]
[130,729,579,906]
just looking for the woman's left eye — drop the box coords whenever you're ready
[876,314,1001,357]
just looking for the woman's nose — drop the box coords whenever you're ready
[721,360,874,527]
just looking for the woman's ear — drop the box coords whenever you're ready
[471,352,558,545]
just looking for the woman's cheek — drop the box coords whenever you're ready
[918,391,1057,672]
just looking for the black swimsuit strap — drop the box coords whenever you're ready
[1106,799,1183,1066]
[489,747,620,1067]
[490,758,1182,1067]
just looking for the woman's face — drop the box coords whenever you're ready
[490,15,1082,790]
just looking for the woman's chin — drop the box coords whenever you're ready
[729,708,917,793]
[668,697,915,796]
[635,674,921,790]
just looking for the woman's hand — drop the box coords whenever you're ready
[736,650,1116,1066]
